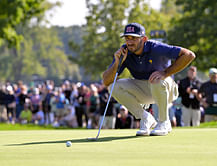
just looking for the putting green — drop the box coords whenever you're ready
[0,128,217,166]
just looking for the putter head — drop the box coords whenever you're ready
[87,137,98,141]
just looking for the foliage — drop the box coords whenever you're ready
[128,0,170,36]
[168,0,217,71]
[53,25,83,56]
[0,0,49,47]
[71,0,128,79]
[69,0,171,79]
[0,0,81,83]
[0,26,80,83]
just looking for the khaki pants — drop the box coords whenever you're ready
[0,105,7,122]
[109,77,178,121]
[182,106,201,126]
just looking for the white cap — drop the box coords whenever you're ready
[6,85,13,92]
[209,68,217,74]
[120,105,127,110]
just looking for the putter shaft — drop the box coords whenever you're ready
[95,54,124,139]
[96,72,119,139]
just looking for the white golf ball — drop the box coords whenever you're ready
[66,141,72,147]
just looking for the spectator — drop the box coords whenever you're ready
[172,97,183,126]
[19,102,32,124]
[99,85,116,129]
[50,90,58,126]
[116,105,134,129]
[30,88,41,114]
[87,84,100,129]
[42,85,53,124]
[75,84,88,127]
[198,68,217,122]
[0,85,7,122]
[62,80,72,102]
[70,83,78,106]
[5,85,16,123]
[85,86,91,128]
[16,84,28,119]
[32,104,45,125]
[55,88,68,125]
[178,66,201,126]
[59,105,78,128]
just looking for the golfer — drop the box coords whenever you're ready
[102,23,195,136]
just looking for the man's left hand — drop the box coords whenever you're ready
[149,71,166,84]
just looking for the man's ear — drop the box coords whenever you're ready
[143,36,148,42]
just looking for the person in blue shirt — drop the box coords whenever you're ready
[102,23,195,136]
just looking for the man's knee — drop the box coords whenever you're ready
[151,80,167,92]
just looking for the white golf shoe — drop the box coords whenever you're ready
[136,114,157,136]
[150,120,172,136]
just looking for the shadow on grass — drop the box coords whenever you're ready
[5,135,139,146]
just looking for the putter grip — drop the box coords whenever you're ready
[117,55,123,73]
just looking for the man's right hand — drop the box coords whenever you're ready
[114,45,128,65]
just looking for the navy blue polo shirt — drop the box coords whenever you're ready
[110,40,181,80]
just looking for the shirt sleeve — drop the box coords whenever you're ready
[151,41,181,59]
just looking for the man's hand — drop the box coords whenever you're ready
[102,45,128,87]
[201,100,209,108]
[191,89,198,95]
[149,71,166,84]
[114,45,128,65]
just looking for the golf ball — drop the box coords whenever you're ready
[66,141,72,147]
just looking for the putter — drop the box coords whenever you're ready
[87,54,124,141]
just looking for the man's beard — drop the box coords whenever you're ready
[128,39,143,53]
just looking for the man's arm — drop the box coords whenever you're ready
[149,48,196,83]
[163,48,196,78]
[102,46,128,86]
[102,60,119,87]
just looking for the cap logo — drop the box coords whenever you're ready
[126,26,135,33]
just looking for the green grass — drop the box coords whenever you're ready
[1,121,217,130]
[0,123,76,130]
[196,121,217,128]
[1,128,217,166]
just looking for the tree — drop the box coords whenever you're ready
[128,0,171,37]
[168,0,217,71]
[70,0,170,79]
[0,26,80,83]
[69,0,129,79]
[0,0,51,47]
[0,0,80,83]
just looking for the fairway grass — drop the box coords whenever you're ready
[1,128,217,166]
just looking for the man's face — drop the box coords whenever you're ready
[124,35,144,53]
[210,73,217,83]
[187,67,197,79]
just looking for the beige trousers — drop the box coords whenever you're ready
[182,106,201,126]
[109,77,178,122]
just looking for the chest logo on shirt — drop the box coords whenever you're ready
[149,59,152,64]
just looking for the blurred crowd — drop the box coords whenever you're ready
[0,67,216,128]
[0,80,134,129]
